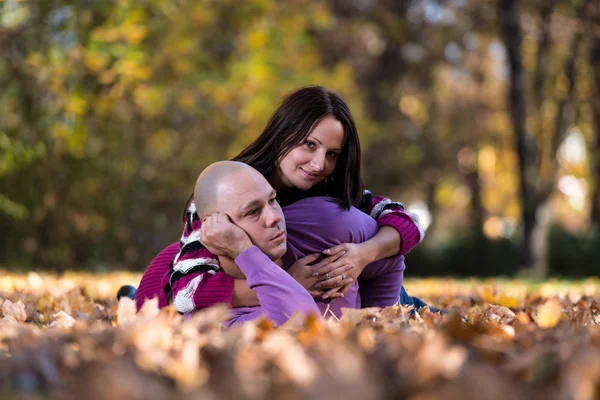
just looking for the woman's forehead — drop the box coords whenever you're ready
[308,116,346,148]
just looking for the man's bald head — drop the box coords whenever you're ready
[194,161,260,218]
[194,160,286,262]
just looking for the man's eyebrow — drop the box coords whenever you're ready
[239,199,261,214]
[239,190,277,215]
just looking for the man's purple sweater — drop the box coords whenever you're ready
[137,197,407,324]
[225,197,405,326]
[226,246,321,327]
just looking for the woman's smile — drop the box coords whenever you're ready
[299,167,320,180]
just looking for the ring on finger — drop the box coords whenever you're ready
[341,273,347,280]
[325,273,330,280]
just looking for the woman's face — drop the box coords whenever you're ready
[274,115,346,191]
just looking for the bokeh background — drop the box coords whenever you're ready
[1,0,599,278]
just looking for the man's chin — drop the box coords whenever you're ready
[265,243,287,262]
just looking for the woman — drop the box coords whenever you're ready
[134,86,428,314]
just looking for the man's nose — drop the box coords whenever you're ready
[265,204,282,227]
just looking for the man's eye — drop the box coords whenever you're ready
[268,198,276,205]
[248,208,260,216]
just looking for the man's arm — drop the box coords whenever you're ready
[229,246,320,326]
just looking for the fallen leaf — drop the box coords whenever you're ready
[488,305,516,325]
[340,307,381,326]
[50,310,76,329]
[494,294,519,309]
[537,299,563,328]
[1,299,27,323]
[117,297,137,327]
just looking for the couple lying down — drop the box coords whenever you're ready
[136,161,422,327]
[131,86,434,326]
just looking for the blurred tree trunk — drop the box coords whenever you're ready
[499,0,538,269]
[533,0,556,110]
[466,151,485,267]
[534,2,585,277]
[424,180,438,232]
[590,4,600,228]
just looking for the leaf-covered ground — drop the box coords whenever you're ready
[1,272,600,400]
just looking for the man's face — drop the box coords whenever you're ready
[216,169,287,261]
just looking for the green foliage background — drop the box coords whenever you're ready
[1,0,599,275]
[0,1,373,270]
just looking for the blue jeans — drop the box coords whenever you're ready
[398,285,442,313]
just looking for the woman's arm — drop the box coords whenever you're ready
[231,252,353,306]
[231,279,260,307]
[313,193,423,298]
[363,193,424,256]
[169,201,237,312]
[170,267,234,313]
[314,226,402,293]
[357,226,402,263]
[318,194,422,276]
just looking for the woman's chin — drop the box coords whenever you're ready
[292,177,325,191]
[292,181,315,191]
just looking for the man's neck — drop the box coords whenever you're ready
[273,258,284,268]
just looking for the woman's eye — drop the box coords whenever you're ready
[304,141,316,149]
[327,152,339,159]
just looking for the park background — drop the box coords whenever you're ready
[1,0,600,279]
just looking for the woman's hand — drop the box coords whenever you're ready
[288,252,355,299]
[312,242,371,299]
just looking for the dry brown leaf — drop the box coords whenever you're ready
[3,272,600,400]
[49,310,76,329]
[537,298,563,328]
[340,307,381,326]
[1,299,27,323]
[185,303,230,329]
[137,296,160,321]
[414,333,468,383]
[117,297,137,327]
[261,331,317,387]
[488,305,516,325]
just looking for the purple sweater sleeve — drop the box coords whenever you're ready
[228,246,320,326]
[358,255,406,308]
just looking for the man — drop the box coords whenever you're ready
[133,161,409,325]
[176,161,321,326]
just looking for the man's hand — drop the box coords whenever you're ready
[200,212,253,259]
